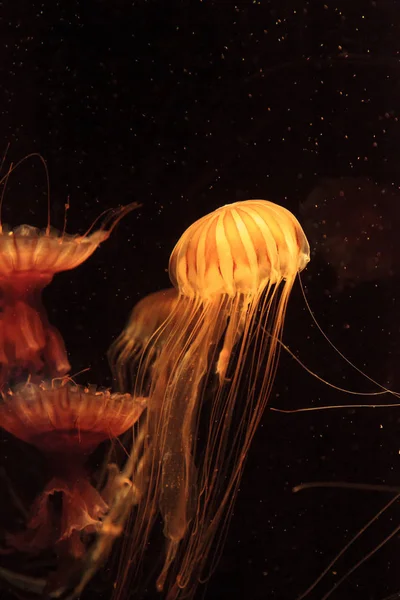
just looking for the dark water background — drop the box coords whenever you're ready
[2,1,400,599]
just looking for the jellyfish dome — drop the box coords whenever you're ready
[109,287,179,391]
[169,199,310,299]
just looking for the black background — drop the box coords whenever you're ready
[2,1,400,599]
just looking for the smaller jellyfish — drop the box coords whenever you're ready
[0,153,139,388]
[110,199,310,599]
[107,288,186,516]
[109,287,179,392]
[0,206,137,388]
[0,380,145,567]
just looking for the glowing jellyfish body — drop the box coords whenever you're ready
[0,381,145,561]
[109,287,179,392]
[0,203,137,389]
[171,199,309,296]
[0,155,141,593]
[110,199,309,599]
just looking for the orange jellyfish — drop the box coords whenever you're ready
[108,199,310,599]
[0,154,139,388]
[49,288,185,597]
[109,287,179,392]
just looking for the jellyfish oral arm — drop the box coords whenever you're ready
[0,276,70,385]
[155,350,202,593]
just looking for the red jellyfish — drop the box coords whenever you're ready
[0,380,146,566]
[0,153,142,593]
[0,154,138,388]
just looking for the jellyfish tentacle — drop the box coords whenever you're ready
[0,566,52,597]
[215,297,247,383]
[0,153,51,234]
[156,347,204,593]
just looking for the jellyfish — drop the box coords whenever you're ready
[0,153,139,388]
[108,199,310,599]
[0,379,146,592]
[106,288,190,520]
[109,287,179,392]
[0,212,138,389]
[0,154,142,595]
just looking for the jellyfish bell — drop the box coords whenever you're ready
[0,379,146,570]
[108,287,179,392]
[109,199,310,599]
[170,199,310,298]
